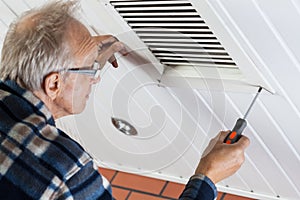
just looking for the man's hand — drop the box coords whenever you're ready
[93,35,128,68]
[195,131,250,184]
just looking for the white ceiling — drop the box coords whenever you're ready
[1,0,300,199]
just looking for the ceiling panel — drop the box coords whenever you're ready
[1,0,300,200]
[0,1,17,26]
[2,0,30,16]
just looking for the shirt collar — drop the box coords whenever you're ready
[1,79,56,126]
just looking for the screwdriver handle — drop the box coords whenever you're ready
[224,118,247,144]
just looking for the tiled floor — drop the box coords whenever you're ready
[98,167,255,200]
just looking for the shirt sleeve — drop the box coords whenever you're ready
[179,174,217,200]
[56,161,113,200]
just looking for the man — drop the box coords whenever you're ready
[0,1,249,199]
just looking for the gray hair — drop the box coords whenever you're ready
[0,0,79,90]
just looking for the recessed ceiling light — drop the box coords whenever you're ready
[111,117,138,136]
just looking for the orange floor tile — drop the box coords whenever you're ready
[98,167,117,181]
[127,192,169,200]
[161,182,185,199]
[112,187,130,200]
[99,167,256,200]
[112,171,166,195]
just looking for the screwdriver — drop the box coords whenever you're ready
[224,87,262,144]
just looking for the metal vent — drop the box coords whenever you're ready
[110,0,237,70]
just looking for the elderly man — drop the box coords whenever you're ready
[0,1,249,199]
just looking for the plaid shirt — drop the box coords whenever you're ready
[179,174,217,200]
[0,80,112,200]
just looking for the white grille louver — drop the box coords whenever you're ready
[109,0,238,74]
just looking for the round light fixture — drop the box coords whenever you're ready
[111,117,138,136]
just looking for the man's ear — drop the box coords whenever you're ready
[43,72,61,100]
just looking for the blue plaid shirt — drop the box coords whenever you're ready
[0,80,112,199]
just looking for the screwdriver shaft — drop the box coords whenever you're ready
[224,87,263,144]
[243,87,262,119]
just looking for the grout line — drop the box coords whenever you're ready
[219,193,227,200]
[159,181,169,196]
[110,170,119,183]
[112,184,176,200]
[125,191,132,200]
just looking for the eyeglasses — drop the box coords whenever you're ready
[64,61,102,79]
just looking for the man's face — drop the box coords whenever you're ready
[55,19,100,115]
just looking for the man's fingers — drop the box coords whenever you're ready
[96,42,125,67]
[218,130,230,142]
[218,131,250,148]
[93,35,129,68]
[94,35,116,45]
[109,56,118,68]
[97,36,128,55]
[100,36,118,46]
[236,135,250,149]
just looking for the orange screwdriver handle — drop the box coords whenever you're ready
[224,118,247,144]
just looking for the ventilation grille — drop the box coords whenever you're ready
[110,0,237,70]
